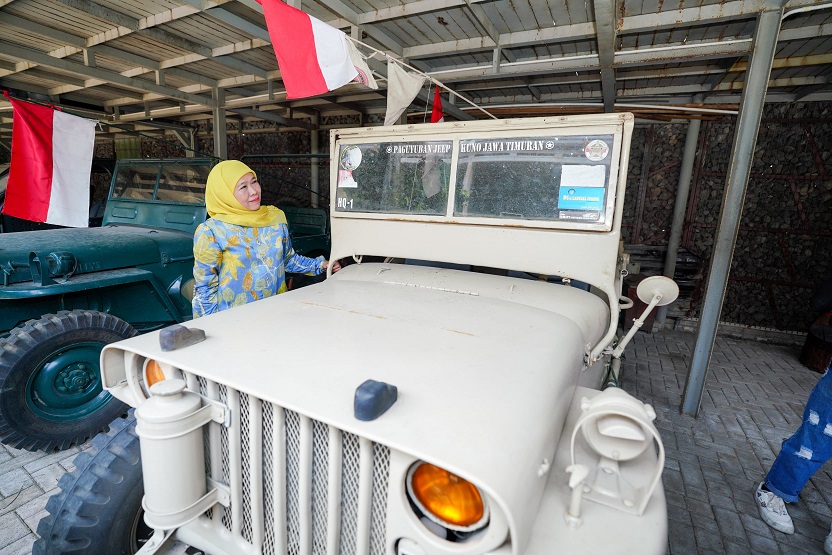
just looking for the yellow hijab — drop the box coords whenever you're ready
[205,160,286,227]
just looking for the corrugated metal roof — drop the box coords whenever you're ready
[1,0,832,140]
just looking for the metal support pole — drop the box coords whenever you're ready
[681,8,784,416]
[656,104,702,325]
[172,129,196,158]
[212,87,227,160]
[186,129,195,158]
[311,112,320,208]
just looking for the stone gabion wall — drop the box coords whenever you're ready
[622,124,687,247]
[194,120,342,207]
[624,102,832,332]
[140,136,195,158]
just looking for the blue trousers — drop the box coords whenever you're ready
[766,368,832,503]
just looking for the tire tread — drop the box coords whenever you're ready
[34,413,141,555]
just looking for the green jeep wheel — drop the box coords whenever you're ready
[34,412,149,555]
[0,310,136,451]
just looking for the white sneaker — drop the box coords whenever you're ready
[754,482,794,534]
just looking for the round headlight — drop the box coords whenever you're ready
[406,462,489,532]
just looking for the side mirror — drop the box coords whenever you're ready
[611,276,679,358]
[636,275,679,307]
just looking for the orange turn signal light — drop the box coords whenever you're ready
[409,462,485,528]
[145,359,166,388]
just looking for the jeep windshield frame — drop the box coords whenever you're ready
[328,114,635,363]
[332,124,623,232]
[102,158,213,234]
[108,159,212,205]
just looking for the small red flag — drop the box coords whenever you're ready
[431,87,445,123]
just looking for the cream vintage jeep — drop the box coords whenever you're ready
[36,114,673,555]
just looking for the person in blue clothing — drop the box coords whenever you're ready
[192,160,339,317]
[755,363,832,553]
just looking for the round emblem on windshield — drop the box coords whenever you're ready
[340,146,363,170]
[584,140,609,161]
[545,141,555,149]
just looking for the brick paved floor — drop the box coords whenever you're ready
[0,443,87,555]
[0,328,825,554]
[620,329,830,555]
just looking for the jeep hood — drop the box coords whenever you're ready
[0,225,192,285]
[113,263,611,553]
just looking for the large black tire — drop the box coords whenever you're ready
[34,412,148,555]
[0,310,136,451]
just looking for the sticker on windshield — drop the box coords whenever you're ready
[338,170,358,188]
[338,146,362,189]
[559,210,602,222]
[558,187,605,211]
[340,146,363,170]
[584,140,609,161]
[460,139,549,153]
[561,165,606,188]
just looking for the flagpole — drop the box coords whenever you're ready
[346,37,498,120]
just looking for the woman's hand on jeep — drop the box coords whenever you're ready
[323,259,342,273]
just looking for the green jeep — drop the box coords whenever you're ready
[0,158,330,452]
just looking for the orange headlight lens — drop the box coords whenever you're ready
[144,359,166,388]
[409,462,485,528]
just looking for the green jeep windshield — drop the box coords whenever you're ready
[335,141,452,215]
[112,162,209,204]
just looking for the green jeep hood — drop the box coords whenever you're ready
[0,225,193,286]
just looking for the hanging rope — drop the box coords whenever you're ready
[346,37,498,120]
[423,81,432,123]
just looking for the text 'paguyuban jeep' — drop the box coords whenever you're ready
[38,114,673,554]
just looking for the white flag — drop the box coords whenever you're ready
[384,60,426,125]
[347,40,378,91]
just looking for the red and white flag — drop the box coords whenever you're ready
[3,96,95,227]
[431,86,445,123]
[259,0,377,99]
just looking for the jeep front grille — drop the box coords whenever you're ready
[188,374,391,555]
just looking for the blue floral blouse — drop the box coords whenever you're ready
[192,218,324,317]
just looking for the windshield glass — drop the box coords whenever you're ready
[455,135,614,224]
[155,164,210,204]
[111,162,209,204]
[112,164,158,200]
[335,141,452,215]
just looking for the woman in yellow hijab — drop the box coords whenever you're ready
[192,160,339,317]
